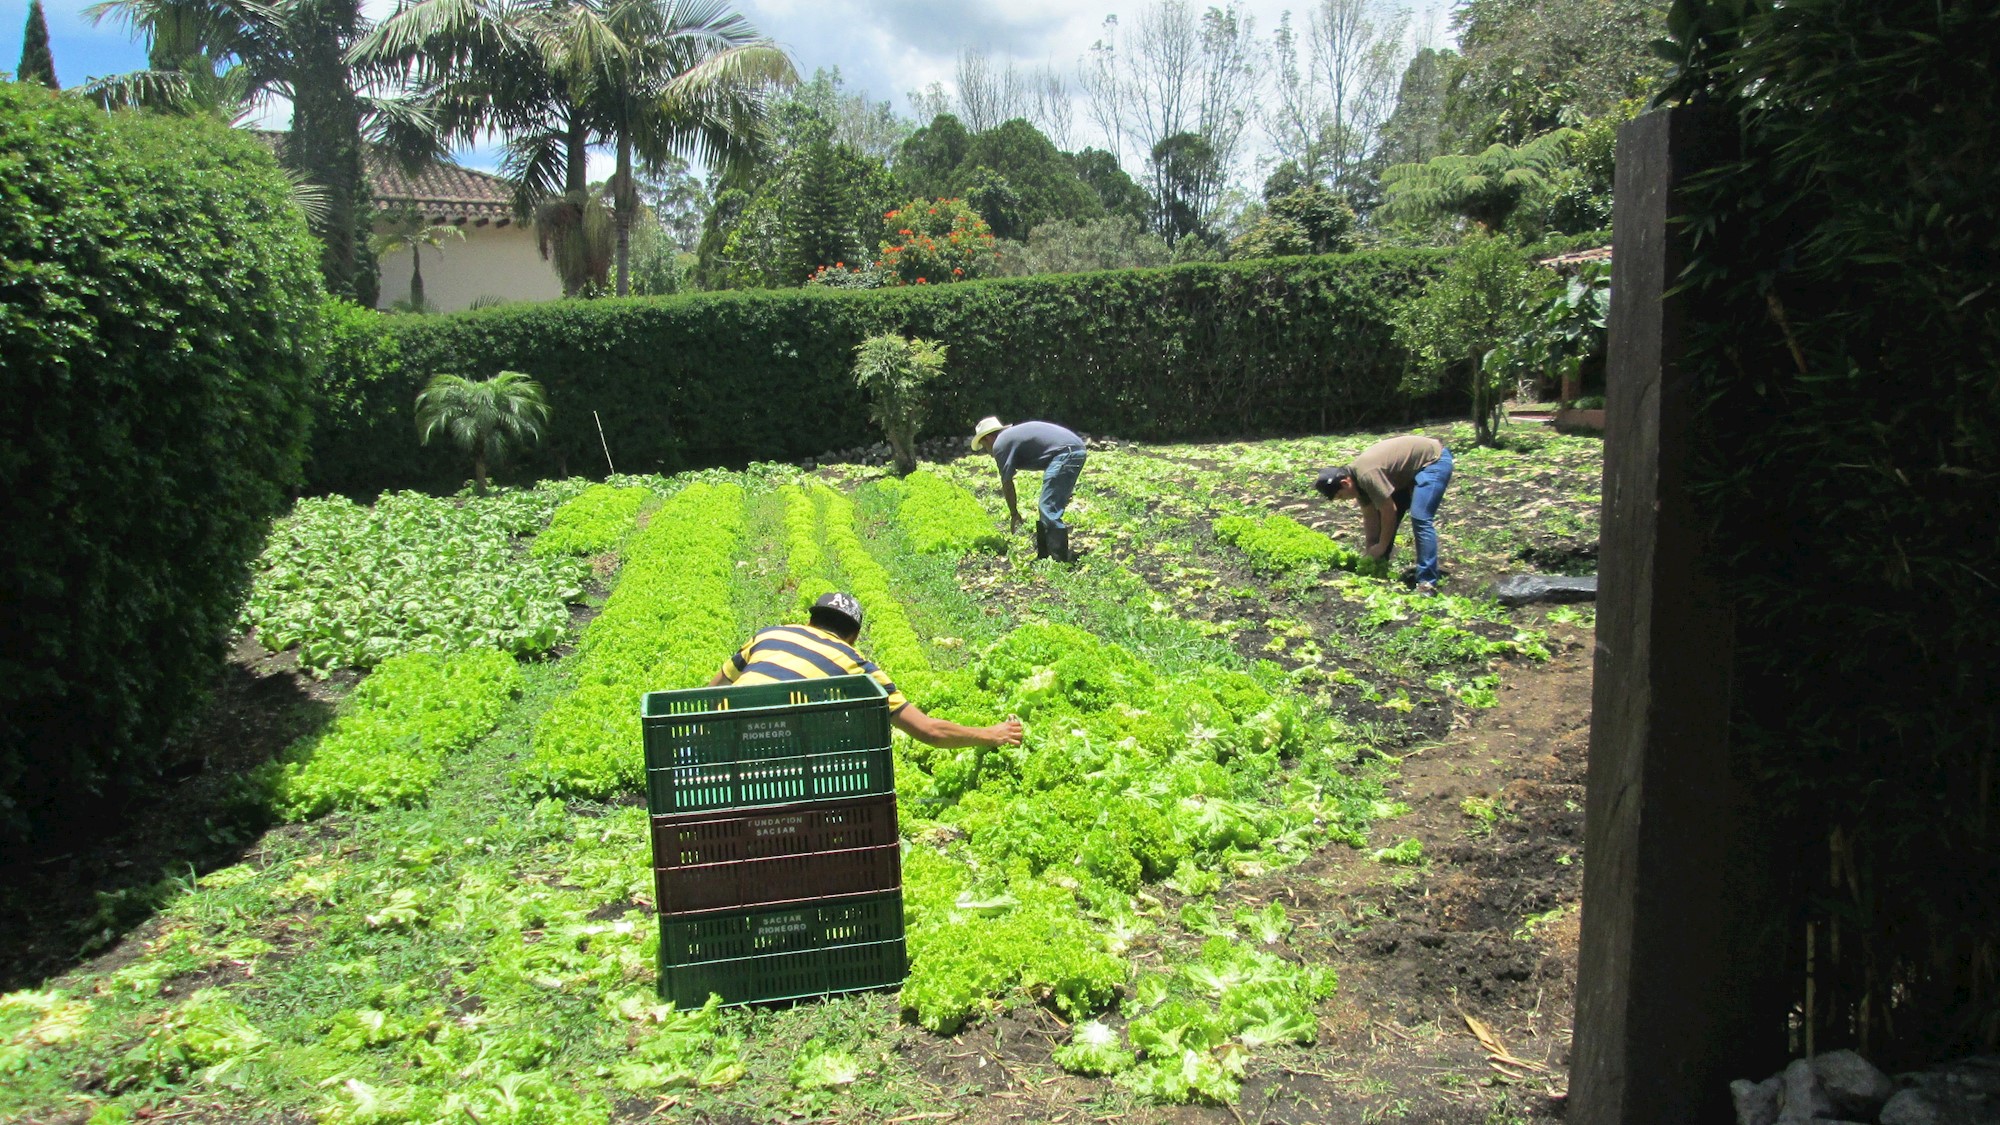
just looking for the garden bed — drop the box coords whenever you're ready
[0,425,1600,1125]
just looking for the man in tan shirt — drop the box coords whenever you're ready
[1314,434,1455,594]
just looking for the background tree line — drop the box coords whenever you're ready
[45,0,1664,305]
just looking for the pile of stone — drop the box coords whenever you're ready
[804,433,1119,471]
[1733,1050,2000,1124]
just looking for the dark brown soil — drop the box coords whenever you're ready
[0,634,344,993]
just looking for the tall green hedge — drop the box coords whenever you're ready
[1665,0,2000,1064]
[309,250,1451,495]
[0,84,323,841]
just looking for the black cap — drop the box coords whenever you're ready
[810,591,865,633]
[1315,466,1353,497]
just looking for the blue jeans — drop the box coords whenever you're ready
[1409,447,1454,585]
[1038,448,1087,529]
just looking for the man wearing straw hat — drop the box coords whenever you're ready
[969,416,1088,563]
[709,592,1023,749]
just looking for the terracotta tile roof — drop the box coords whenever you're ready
[368,158,518,224]
[248,130,520,225]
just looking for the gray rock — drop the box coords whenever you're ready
[1816,1049,1895,1118]
[1733,1076,1781,1125]
[1882,1077,2000,1125]
[1779,1058,1832,1122]
[1491,573,1598,606]
[1881,1089,1944,1125]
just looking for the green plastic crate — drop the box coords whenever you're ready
[640,675,894,814]
[657,891,907,1007]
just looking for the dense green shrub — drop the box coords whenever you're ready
[1664,0,2000,1063]
[308,251,1450,496]
[0,84,323,839]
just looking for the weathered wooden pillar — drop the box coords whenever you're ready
[1569,107,1782,1124]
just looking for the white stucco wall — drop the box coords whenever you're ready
[373,221,563,312]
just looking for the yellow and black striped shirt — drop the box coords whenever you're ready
[720,624,909,714]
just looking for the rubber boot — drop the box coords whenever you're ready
[1049,523,1073,564]
[1034,519,1051,560]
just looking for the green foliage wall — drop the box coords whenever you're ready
[1664,0,2000,1064]
[0,84,324,840]
[308,250,1451,495]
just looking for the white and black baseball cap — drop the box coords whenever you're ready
[810,591,865,634]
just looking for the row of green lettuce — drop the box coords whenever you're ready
[308,250,1454,496]
[267,464,1368,1103]
[5,468,1405,1116]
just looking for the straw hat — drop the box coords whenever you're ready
[970,416,1006,450]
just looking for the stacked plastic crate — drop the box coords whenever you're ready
[641,674,907,1007]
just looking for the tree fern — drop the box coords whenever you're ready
[1382,129,1578,231]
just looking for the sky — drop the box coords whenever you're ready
[3,0,1445,181]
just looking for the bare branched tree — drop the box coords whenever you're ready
[909,80,952,123]
[1195,5,1260,192]
[1125,0,1199,160]
[1266,11,1330,183]
[1078,16,1125,159]
[1031,65,1075,151]
[955,48,1027,132]
[1309,0,1410,195]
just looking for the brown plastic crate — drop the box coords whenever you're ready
[650,794,902,916]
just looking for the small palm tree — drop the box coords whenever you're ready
[371,218,465,311]
[415,371,551,493]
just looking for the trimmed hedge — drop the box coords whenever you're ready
[0,84,323,840]
[309,251,1451,496]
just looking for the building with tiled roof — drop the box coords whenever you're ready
[365,151,560,312]
[253,131,561,311]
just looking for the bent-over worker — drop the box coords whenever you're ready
[708,592,1022,749]
[1314,434,1455,595]
[970,416,1087,563]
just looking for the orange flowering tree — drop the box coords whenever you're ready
[874,198,998,286]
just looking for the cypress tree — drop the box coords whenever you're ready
[17,0,57,89]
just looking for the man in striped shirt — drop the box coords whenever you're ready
[708,592,1023,749]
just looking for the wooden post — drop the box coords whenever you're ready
[1569,107,1784,1124]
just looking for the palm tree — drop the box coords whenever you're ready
[593,0,794,295]
[84,0,441,305]
[355,0,792,297]
[415,371,552,493]
[370,216,466,311]
[1381,129,1578,232]
[356,0,629,296]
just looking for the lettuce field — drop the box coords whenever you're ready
[0,423,1604,1125]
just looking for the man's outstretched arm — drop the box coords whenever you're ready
[893,704,1023,749]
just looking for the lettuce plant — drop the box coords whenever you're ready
[532,484,651,557]
[884,471,1006,555]
[273,649,523,819]
[530,483,745,796]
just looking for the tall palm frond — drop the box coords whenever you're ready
[77,68,195,112]
[534,190,613,294]
[594,0,795,294]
